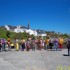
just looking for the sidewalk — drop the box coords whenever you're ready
[0,49,70,70]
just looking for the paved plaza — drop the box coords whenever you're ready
[0,49,70,70]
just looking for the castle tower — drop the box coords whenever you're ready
[28,20,30,29]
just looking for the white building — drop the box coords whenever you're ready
[36,29,46,37]
[25,29,37,36]
[14,25,25,33]
[4,25,38,36]
[4,25,46,37]
[5,25,10,30]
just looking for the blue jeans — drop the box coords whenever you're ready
[54,44,58,51]
[2,43,6,51]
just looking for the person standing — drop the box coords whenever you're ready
[15,42,19,51]
[26,39,30,51]
[37,39,41,50]
[67,39,70,56]
[48,38,54,51]
[7,39,11,51]
[54,38,58,51]
[45,37,50,50]
[58,38,64,51]
[32,40,35,51]
[0,40,2,52]
[1,38,6,51]
[21,39,25,51]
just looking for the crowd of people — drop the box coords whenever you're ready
[0,37,70,56]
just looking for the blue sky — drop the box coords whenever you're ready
[0,0,70,34]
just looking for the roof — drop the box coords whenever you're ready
[20,26,28,29]
[36,29,46,34]
[7,25,17,29]
[7,25,28,29]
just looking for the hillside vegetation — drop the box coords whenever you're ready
[0,27,30,40]
[0,27,70,41]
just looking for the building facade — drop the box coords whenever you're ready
[3,25,46,37]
